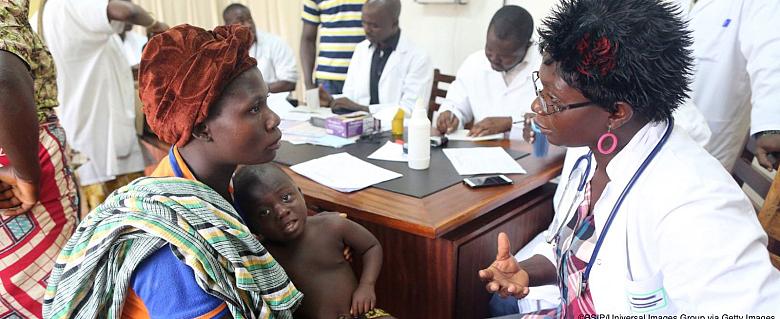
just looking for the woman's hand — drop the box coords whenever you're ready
[0,166,39,216]
[350,283,376,317]
[478,232,530,298]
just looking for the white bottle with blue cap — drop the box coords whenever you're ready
[407,98,430,170]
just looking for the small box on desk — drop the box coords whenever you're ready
[325,112,379,138]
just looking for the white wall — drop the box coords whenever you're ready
[400,0,557,74]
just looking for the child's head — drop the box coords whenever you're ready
[233,164,308,242]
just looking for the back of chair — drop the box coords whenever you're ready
[733,135,773,209]
[759,172,780,269]
[428,69,456,120]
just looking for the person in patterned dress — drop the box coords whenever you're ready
[0,0,78,318]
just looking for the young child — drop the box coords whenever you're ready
[232,164,393,319]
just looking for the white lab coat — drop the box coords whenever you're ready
[530,121,780,314]
[43,0,144,185]
[341,33,433,116]
[684,0,780,169]
[438,46,541,129]
[250,28,298,85]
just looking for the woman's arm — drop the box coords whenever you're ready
[478,233,557,298]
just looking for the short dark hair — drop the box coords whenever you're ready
[233,163,294,203]
[365,0,401,20]
[488,5,534,45]
[223,3,250,20]
[538,0,693,122]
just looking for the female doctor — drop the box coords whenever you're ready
[478,0,780,316]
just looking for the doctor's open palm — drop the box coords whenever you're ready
[478,232,531,299]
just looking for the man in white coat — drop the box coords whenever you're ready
[319,0,432,117]
[222,3,298,94]
[436,5,541,137]
[43,0,168,210]
[683,0,780,171]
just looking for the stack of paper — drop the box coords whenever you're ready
[446,130,505,141]
[290,153,403,192]
[443,147,527,175]
[280,121,355,148]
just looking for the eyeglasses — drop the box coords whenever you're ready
[531,71,596,115]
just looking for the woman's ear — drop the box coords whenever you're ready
[608,101,634,130]
[191,123,213,142]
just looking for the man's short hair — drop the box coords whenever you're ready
[223,3,250,19]
[488,5,534,45]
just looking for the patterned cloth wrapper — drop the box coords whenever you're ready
[43,176,302,319]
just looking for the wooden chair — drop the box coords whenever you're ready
[427,68,456,120]
[732,135,774,210]
[759,173,780,269]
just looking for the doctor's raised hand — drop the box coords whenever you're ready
[478,232,530,298]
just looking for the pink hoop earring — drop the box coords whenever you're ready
[597,126,618,155]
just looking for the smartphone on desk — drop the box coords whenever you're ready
[463,175,513,188]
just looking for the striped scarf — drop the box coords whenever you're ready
[42,176,302,319]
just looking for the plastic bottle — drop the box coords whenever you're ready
[408,98,431,170]
[391,108,405,141]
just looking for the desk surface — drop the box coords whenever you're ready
[280,131,566,238]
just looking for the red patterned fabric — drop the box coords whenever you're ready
[0,123,78,318]
[139,24,257,147]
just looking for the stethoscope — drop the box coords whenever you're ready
[544,117,674,295]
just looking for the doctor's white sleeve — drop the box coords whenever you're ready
[389,50,433,115]
[66,0,115,35]
[740,0,780,135]
[652,180,780,313]
[271,38,299,83]
[437,63,474,129]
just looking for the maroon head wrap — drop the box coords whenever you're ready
[139,24,257,147]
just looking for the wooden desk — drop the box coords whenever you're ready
[280,134,565,318]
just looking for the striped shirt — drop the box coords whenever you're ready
[302,0,366,81]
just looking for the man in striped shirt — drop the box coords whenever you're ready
[301,0,366,94]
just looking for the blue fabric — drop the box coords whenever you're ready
[489,293,520,317]
[131,245,229,319]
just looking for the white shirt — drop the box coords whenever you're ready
[341,33,433,116]
[121,30,147,67]
[532,121,780,313]
[437,46,541,130]
[684,0,780,169]
[250,28,298,86]
[43,0,144,185]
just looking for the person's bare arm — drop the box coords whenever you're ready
[0,50,40,215]
[331,97,369,113]
[106,1,168,33]
[300,22,319,89]
[268,81,297,94]
[335,216,382,316]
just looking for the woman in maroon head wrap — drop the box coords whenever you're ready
[43,24,301,319]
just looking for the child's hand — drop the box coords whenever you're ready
[350,283,376,317]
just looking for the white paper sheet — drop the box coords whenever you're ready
[443,147,527,175]
[304,87,320,110]
[446,130,505,142]
[268,93,313,121]
[282,121,327,138]
[290,153,402,192]
[367,141,408,162]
